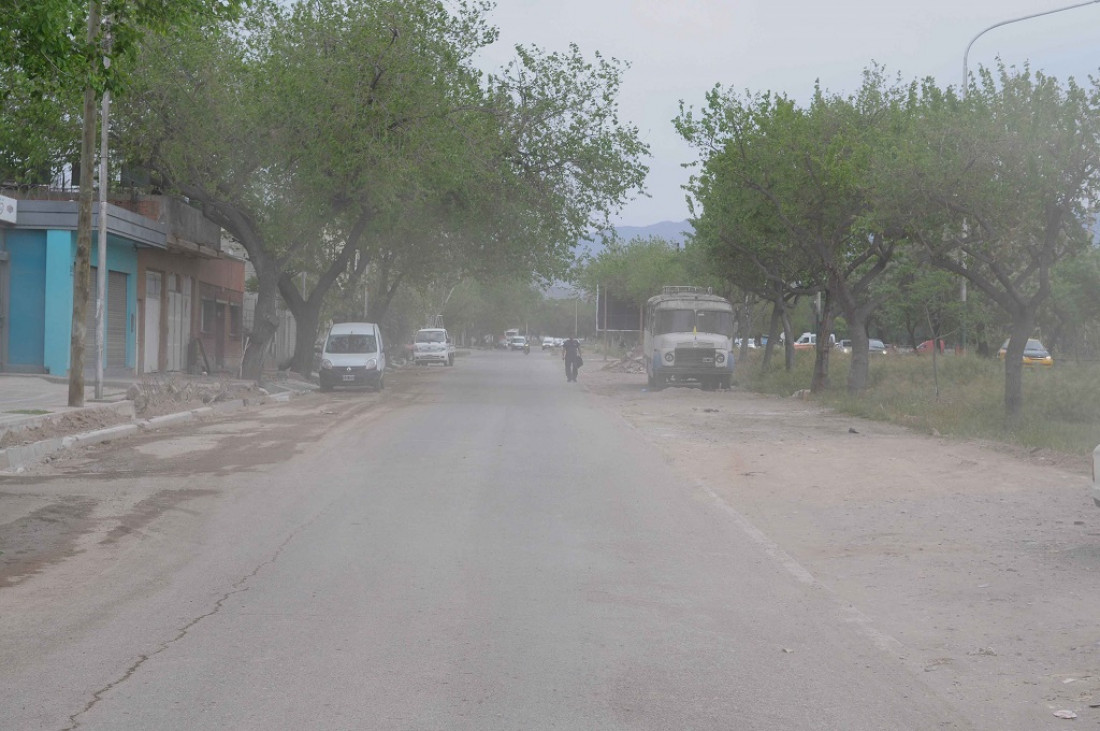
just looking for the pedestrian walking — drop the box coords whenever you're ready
[562,336,582,382]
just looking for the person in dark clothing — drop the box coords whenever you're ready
[562,337,582,382]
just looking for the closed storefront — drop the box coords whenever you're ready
[165,274,191,372]
[86,268,129,370]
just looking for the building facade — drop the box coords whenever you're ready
[0,193,245,377]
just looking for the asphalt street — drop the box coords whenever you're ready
[0,351,970,730]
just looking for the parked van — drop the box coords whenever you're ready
[792,332,836,350]
[318,322,385,391]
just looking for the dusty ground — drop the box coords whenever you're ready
[2,361,1098,727]
[582,360,1100,727]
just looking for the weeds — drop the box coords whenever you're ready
[737,351,1100,456]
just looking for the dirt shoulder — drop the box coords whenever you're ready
[583,362,1099,729]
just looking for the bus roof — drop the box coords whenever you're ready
[646,291,732,309]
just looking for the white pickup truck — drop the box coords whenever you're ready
[412,328,455,366]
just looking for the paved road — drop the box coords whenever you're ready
[0,351,969,729]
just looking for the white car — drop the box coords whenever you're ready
[413,328,455,366]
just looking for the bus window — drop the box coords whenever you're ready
[655,309,697,335]
[696,310,734,337]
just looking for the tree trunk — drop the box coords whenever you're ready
[68,3,100,407]
[241,265,279,381]
[760,300,782,370]
[288,301,321,378]
[847,327,870,393]
[781,309,794,371]
[810,297,834,393]
[1003,320,1034,419]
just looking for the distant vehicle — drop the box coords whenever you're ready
[997,338,1053,367]
[835,339,852,354]
[734,338,757,349]
[541,337,555,350]
[916,339,945,354]
[412,327,455,366]
[793,332,836,350]
[643,286,734,391]
[793,332,815,350]
[869,338,887,355]
[508,335,528,351]
[318,322,385,391]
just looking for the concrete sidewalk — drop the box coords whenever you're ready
[0,372,317,473]
[0,374,131,430]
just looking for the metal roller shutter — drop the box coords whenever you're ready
[86,269,129,369]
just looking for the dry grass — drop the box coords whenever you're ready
[736,350,1100,456]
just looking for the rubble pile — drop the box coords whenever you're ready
[127,376,266,417]
[600,354,647,374]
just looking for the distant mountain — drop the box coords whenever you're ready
[614,220,693,243]
[574,220,693,260]
[544,220,694,298]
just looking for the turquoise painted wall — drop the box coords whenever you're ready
[6,227,140,375]
[97,235,139,371]
[2,230,139,376]
[6,229,46,368]
[43,230,74,375]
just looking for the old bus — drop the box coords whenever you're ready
[643,286,735,390]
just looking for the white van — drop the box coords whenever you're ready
[318,322,385,391]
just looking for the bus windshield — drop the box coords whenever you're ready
[654,308,734,337]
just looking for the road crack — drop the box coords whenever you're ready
[61,527,304,730]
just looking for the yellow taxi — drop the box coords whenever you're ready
[997,338,1053,366]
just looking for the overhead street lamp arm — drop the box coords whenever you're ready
[962,0,1100,96]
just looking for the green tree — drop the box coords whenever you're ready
[579,237,691,313]
[122,1,647,380]
[679,69,911,392]
[2,0,245,403]
[890,65,1100,416]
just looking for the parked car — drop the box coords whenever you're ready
[916,339,945,354]
[997,338,1053,367]
[412,327,455,366]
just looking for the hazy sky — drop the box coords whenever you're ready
[476,0,1100,228]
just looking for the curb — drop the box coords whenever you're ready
[0,389,307,475]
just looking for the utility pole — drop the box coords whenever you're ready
[69,1,101,407]
[95,25,111,399]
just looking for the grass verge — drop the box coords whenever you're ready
[735,350,1100,457]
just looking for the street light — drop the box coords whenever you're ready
[962,0,1100,97]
